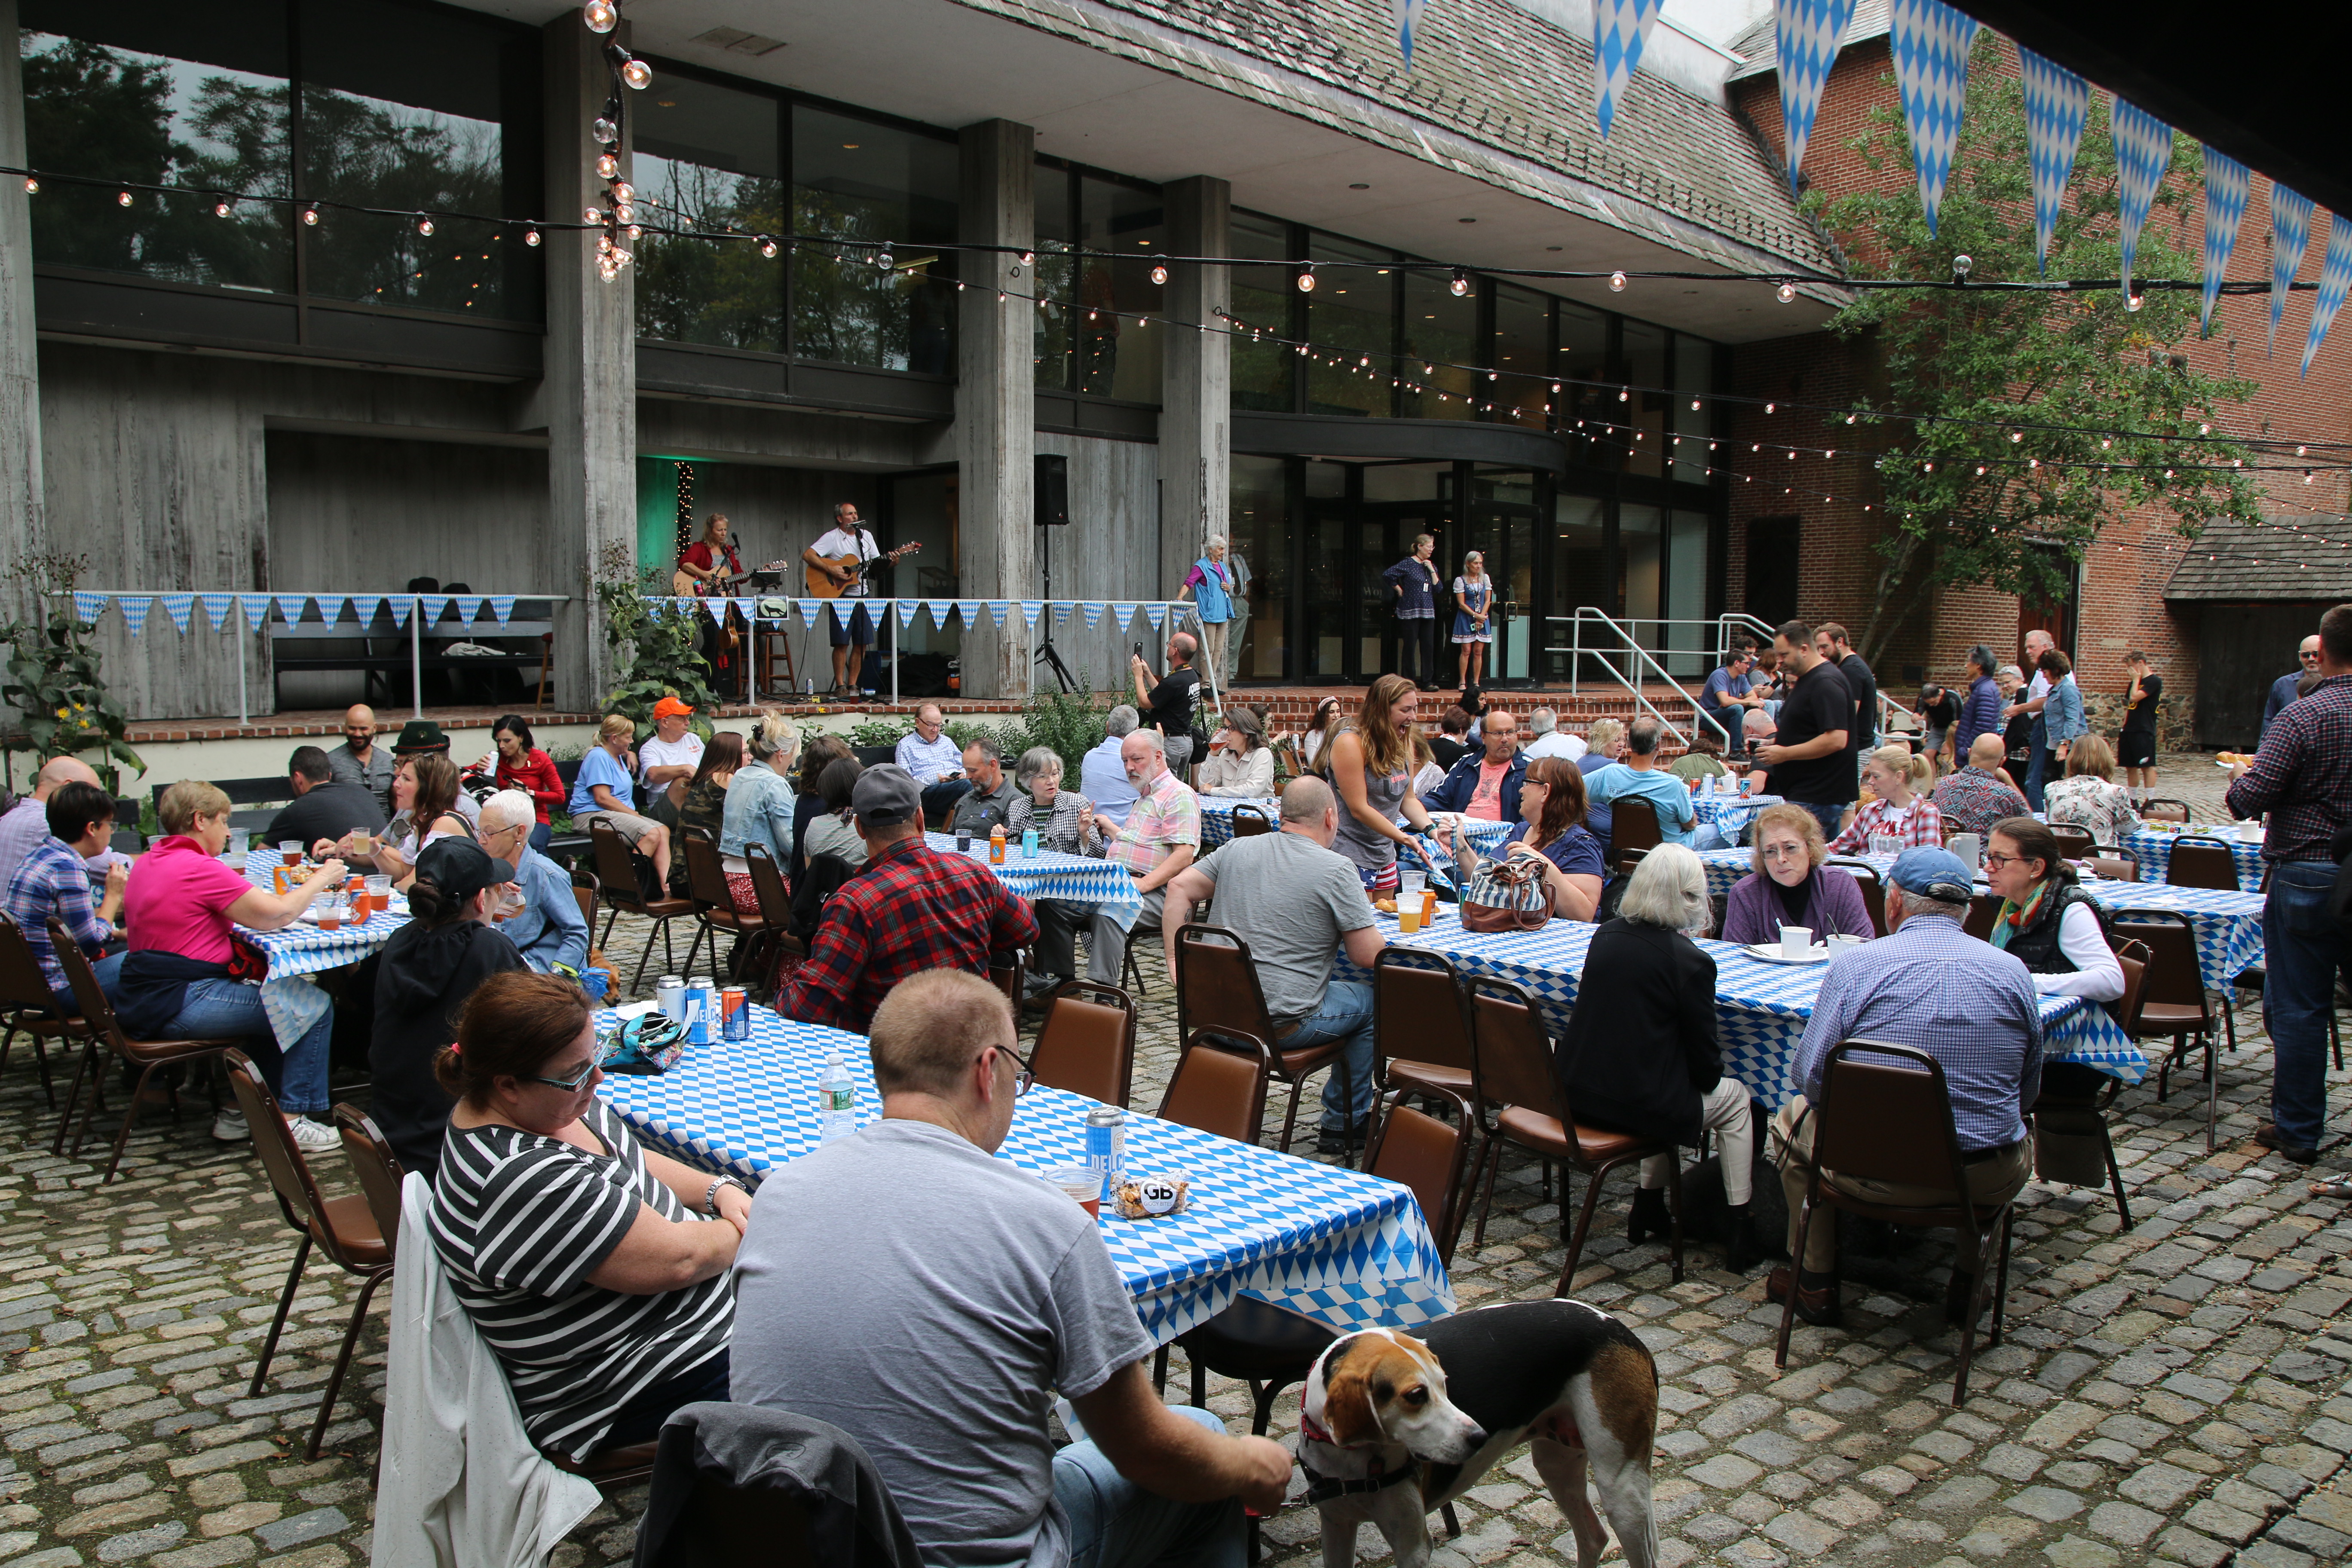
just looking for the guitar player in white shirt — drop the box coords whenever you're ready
[804,502,882,695]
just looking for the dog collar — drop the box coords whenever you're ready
[1298,1412,1415,1504]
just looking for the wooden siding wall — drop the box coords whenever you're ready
[1032,433,1163,695]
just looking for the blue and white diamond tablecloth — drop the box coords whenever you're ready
[923,833,1141,909]
[1691,791,1779,837]
[237,848,405,1052]
[1336,909,2147,1095]
[1200,798,1512,857]
[2119,827,2265,892]
[600,1011,1453,1344]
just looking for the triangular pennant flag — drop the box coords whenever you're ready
[275,593,310,627]
[799,599,823,627]
[703,596,726,626]
[1020,601,1044,630]
[2269,185,2315,354]
[1144,603,1168,632]
[1081,602,1106,630]
[349,594,382,629]
[117,597,152,638]
[2300,211,2352,376]
[925,600,954,629]
[1390,0,1428,64]
[985,600,1009,629]
[1110,602,1139,632]
[2110,96,2173,296]
[71,591,104,625]
[2199,147,2252,337]
[420,593,450,626]
[1772,0,1857,196]
[894,599,919,628]
[239,594,273,633]
[489,594,517,627]
[388,595,414,629]
[1591,0,1663,139]
[199,593,234,631]
[2019,49,2088,275]
[1888,0,1978,237]
[159,592,194,634]
[318,594,351,626]
[732,598,756,629]
[452,593,484,625]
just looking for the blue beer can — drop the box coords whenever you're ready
[1084,1106,1125,1186]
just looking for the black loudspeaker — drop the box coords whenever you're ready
[1035,454,1070,527]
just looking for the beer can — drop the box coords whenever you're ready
[683,977,715,1045]
[720,986,749,1041]
[655,976,685,1022]
[1083,1106,1125,1186]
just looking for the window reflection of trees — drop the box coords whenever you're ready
[791,194,954,373]
[634,158,785,352]
[301,86,508,313]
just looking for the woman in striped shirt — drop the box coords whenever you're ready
[1830,744,1944,854]
[427,972,743,1462]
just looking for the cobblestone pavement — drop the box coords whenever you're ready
[2,753,2346,1568]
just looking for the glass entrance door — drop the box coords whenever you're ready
[1462,468,1538,684]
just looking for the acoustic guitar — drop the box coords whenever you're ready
[803,540,922,598]
[673,559,788,597]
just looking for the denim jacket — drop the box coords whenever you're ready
[2042,674,2088,749]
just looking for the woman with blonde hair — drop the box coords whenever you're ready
[1830,744,1942,853]
[1575,717,1627,844]
[1721,803,1873,947]
[2042,734,2142,845]
[567,713,672,889]
[721,709,799,915]
[1326,673,1441,898]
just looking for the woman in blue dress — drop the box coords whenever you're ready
[1451,550,1493,689]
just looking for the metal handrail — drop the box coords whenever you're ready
[1555,608,1713,747]
[1715,610,1920,741]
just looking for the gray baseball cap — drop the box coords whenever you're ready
[851,763,923,827]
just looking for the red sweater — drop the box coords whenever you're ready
[499,749,565,824]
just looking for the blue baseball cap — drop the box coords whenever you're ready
[1887,845,1975,903]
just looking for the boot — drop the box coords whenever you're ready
[1627,1186,1671,1245]
[1945,1266,1980,1326]
[1720,1201,1763,1273]
[1767,1266,1842,1327]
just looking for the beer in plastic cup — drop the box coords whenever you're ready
[1049,1164,1103,1219]
[1399,897,1422,934]
[318,897,343,932]
[279,841,302,867]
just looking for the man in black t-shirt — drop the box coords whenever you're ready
[1816,622,1877,753]
[263,745,387,852]
[1131,632,1203,773]
[2119,650,2162,802]
[1758,619,1855,842]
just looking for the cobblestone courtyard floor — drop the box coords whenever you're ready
[0,759,2346,1568]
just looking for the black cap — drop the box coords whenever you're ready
[412,836,515,899]
[392,719,450,753]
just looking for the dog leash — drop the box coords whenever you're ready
[1297,1414,1415,1506]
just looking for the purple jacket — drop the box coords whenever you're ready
[1720,867,1875,946]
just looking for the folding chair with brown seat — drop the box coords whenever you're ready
[1825,859,1888,937]
[1465,976,1681,1291]
[1372,948,1478,1140]
[2112,910,2221,1150]
[678,828,764,985]
[571,870,600,935]
[227,1051,392,1458]
[0,913,74,1110]
[1608,796,1662,872]
[1963,893,2003,942]
[989,951,1026,1013]
[331,1104,407,1256]
[1230,805,1273,839]
[1173,925,1354,1159]
[2162,838,2241,892]
[2140,798,2191,824]
[1155,1032,1271,1145]
[1775,1040,2017,1406]
[2086,851,2139,882]
[49,924,236,1182]
[2047,824,2095,862]
[740,842,805,1001]
[590,818,695,994]
[1031,980,1136,1107]
[2027,943,2146,1227]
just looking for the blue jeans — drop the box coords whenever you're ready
[173,979,333,1116]
[1286,979,1376,1134]
[921,779,974,828]
[2024,718,2050,811]
[1788,801,1847,844]
[528,822,551,854]
[2260,861,2343,1151]
[1055,1405,1243,1568]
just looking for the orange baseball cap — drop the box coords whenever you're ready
[652,696,693,720]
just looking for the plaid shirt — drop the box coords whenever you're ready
[1927,766,2030,838]
[2227,671,2352,863]
[777,836,1039,1034]
[1096,767,1199,877]
[5,836,112,997]
[1795,911,2042,1151]
[1829,794,1944,854]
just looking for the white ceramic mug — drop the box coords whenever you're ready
[1949,833,1980,869]
[1781,924,1813,959]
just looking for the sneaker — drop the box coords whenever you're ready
[285,1115,340,1155]
[211,1108,250,1143]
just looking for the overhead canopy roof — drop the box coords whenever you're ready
[2164,514,2352,603]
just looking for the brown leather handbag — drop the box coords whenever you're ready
[1457,852,1552,933]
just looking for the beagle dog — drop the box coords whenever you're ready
[1298,1300,1657,1568]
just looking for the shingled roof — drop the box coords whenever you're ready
[948,0,1844,277]
[2164,513,2352,602]
[1725,0,1893,83]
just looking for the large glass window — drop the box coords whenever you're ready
[791,104,958,372]
[1228,211,1293,411]
[1491,282,1550,429]
[1557,302,1610,460]
[1672,335,1712,484]
[1035,169,1163,400]
[1622,322,1668,478]
[21,0,291,293]
[1230,455,1289,680]
[1666,509,1711,677]
[1305,236,1392,418]
[1620,502,1662,632]
[634,75,783,351]
[1402,269,1476,420]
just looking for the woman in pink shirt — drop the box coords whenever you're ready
[111,781,348,1152]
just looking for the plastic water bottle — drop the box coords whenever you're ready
[818,1053,857,1142]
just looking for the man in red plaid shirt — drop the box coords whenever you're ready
[778,765,1038,1034]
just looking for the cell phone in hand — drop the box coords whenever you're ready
[1133,643,1145,659]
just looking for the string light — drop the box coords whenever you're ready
[1776,282,1797,303]
[1609,271,1626,291]
[116,190,133,207]
[1150,263,1168,286]
[583,0,618,32]
[300,204,318,225]
[1449,268,1469,297]
[213,200,231,217]
[592,116,617,145]
[416,214,434,236]
[524,228,540,246]
[597,153,619,179]
[620,56,652,91]
[1296,265,1316,293]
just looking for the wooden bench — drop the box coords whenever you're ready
[269,600,557,710]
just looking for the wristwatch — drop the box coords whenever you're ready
[702,1176,747,1217]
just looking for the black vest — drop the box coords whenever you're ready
[1999,882,2105,974]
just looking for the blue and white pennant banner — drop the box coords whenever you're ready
[2269,185,2314,355]
[2301,212,2352,377]
[117,597,152,638]
[1391,0,1429,64]
[1771,0,1857,197]
[1887,0,1977,236]
[2018,48,2088,276]
[2199,147,2251,337]
[2110,97,2172,297]
[1591,0,1663,140]
[159,593,194,634]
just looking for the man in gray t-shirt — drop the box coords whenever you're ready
[731,971,1289,1568]
[1164,776,1387,1156]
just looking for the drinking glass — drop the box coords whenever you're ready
[365,874,392,916]
[279,841,302,867]
[317,894,344,932]
[1869,834,1901,858]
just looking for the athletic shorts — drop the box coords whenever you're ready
[2117,732,2156,768]
[827,601,875,648]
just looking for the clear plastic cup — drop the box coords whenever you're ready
[1869,834,1901,858]
[317,895,344,932]
[1399,897,1422,934]
[279,841,302,867]
[1048,1164,1103,1219]
[366,874,392,916]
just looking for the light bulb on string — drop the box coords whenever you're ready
[524,228,541,246]
[21,178,36,194]
[622,58,653,90]
[626,224,641,239]
[1618,386,1628,402]
[758,236,777,258]
[1765,402,1774,414]
[2125,288,2144,312]
[613,203,634,224]
[1449,268,1469,297]
[1609,270,1626,291]
[597,153,619,179]
[1295,266,1316,293]
[583,0,618,32]
[416,214,434,236]
[213,200,231,217]
[1776,282,1796,303]
[584,207,603,224]
[117,190,134,208]
[876,249,894,270]
[612,182,634,203]
[1019,251,1034,266]
[301,204,320,225]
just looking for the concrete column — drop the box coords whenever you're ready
[542,18,638,709]
[1160,176,1230,605]
[0,0,46,575]
[956,119,1035,700]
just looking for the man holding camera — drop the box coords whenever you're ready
[1131,633,1202,775]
